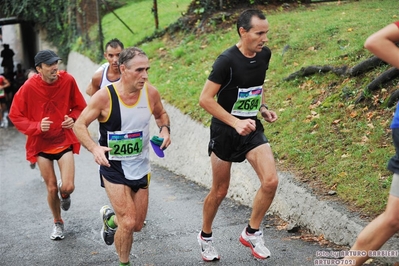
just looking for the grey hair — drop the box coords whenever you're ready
[118,47,147,66]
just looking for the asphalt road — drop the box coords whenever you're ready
[0,127,356,266]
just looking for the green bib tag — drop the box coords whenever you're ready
[107,131,143,160]
[231,86,262,117]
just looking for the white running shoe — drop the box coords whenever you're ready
[239,228,271,259]
[197,231,220,261]
[50,222,65,240]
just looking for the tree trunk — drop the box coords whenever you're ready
[284,56,399,106]
[348,56,385,77]
[366,67,399,92]
[283,65,349,81]
[387,89,399,108]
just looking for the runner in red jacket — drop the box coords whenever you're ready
[9,49,87,241]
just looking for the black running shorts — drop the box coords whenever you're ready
[208,118,268,163]
[101,173,151,193]
[38,146,73,161]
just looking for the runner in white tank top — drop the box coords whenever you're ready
[74,47,171,265]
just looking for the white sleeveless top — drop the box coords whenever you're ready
[99,63,120,89]
[99,83,153,180]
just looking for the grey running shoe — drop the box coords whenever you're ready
[197,231,220,261]
[50,222,65,240]
[100,205,116,245]
[58,180,71,211]
[239,227,271,259]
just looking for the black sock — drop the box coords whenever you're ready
[246,224,258,234]
[201,231,212,238]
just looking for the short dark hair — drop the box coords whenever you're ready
[118,47,147,66]
[236,9,266,36]
[105,38,124,50]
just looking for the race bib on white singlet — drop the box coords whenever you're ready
[231,86,262,117]
[107,130,143,160]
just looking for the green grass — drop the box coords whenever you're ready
[83,0,399,217]
[102,0,191,49]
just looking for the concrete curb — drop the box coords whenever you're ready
[67,52,398,263]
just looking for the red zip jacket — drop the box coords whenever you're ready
[9,71,87,163]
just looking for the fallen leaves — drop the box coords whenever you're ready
[291,234,330,246]
[349,111,357,118]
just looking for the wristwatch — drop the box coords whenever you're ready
[159,125,170,134]
[259,103,268,110]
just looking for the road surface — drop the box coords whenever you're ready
[0,127,373,266]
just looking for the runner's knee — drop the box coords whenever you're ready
[212,186,229,201]
[260,175,278,194]
[385,210,399,231]
[47,183,59,195]
[62,183,75,195]
[117,218,136,234]
[134,222,144,232]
